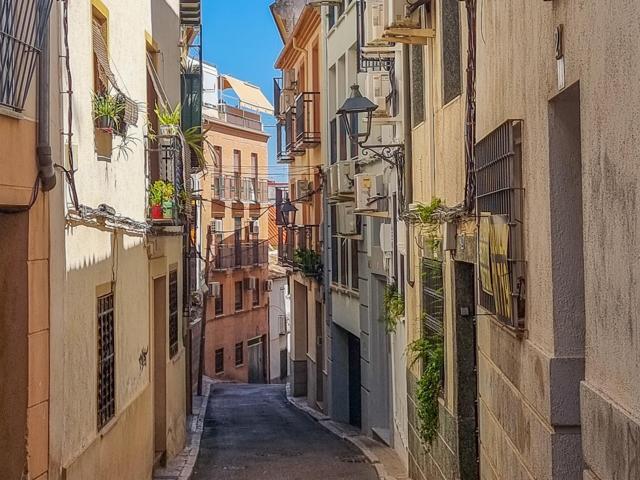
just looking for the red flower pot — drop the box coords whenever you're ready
[150,205,163,219]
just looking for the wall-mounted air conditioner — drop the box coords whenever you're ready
[365,0,386,46]
[380,223,392,257]
[208,282,221,297]
[247,220,259,235]
[337,161,355,196]
[296,179,313,203]
[328,164,340,199]
[211,219,224,233]
[264,279,273,292]
[366,72,392,118]
[244,277,258,291]
[354,173,385,212]
[337,203,358,236]
[386,0,415,28]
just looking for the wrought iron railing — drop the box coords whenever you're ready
[295,92,321,148]
[0,0,53,111]
[211,175,268,203]
[211,236,269,270]
[218,103,262,131]
[147,134,184,225]
[278,225,322,278]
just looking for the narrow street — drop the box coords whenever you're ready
[192,384,378,480]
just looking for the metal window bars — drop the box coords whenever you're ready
[474,120,525,329]
[169,271,179,358]
[97,292,115,430]
[0,0,53,111]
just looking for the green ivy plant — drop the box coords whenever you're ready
[407,334,444,444]
[415,197,443,256]
[294,248,323,279]
[383,284,405,333]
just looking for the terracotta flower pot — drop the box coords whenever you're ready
[150,205,163,219]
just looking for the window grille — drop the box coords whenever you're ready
[169,271,179,358]
[421,258,444,335]
[215,348,224,373]
[0,0,53,111]
[97,292,115,429]
[235,342,243,367]
[235,280,243,311]
[215,284,223,316]
[475,120,524,328]
[442,0,461,104]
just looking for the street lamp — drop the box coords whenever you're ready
[337,84,404,168]
[280,194,298,228]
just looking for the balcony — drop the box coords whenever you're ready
[210,235,269,271]
[147,134,184,227]
[212,175,268,203]
[277,225,323,279]
[295,92,321,149]
[218,103,263,131]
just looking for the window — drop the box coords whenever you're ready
[97,291,115,429]
[340,238,348,286]
[235,342,244,367]
[331,206,339,283]
[213,145,222,172]
[442,0,461,104]
[328,7,336,29]
[339,117,347,161]
[235,280,243,311]
[215,284,224,316]
[215,348,224,374]
[475,121,524,328]
[330,119,337,165]
[169,270,179,358]
[422,258,444,336]
[349,113,359,159]
[351,239,359,291]
[253,282,260,306]
[233,149,241,174]
[92,8,112,159]
[411,44,425,126]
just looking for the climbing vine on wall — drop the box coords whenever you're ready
[383,283,405,333]
[407,334,444,444]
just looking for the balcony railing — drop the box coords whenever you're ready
[218,103,263,131]
[212,175,268,203]
[278,225,322,278]
[276,120,294,164]
[295,92,321,148]
[147,134,184,226]
[210,235,269,271]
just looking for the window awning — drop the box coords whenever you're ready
[221,75,273,115]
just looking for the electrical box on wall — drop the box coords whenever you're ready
[354,173,385,212]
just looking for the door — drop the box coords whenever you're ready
[248,337,265,384]
[372,276,392,443]
[315,301,324,404]
[153,276,167,459]
[348,333,361,428]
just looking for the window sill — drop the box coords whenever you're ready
[235,363,244,368]
[0,106,25,120]
[330,284,359,299]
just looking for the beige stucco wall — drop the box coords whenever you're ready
[48,0,185,478]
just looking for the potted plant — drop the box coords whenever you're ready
[92,91,124,130]
[154,103,181,136]
[161,181,176,219]
[149,180,165,220]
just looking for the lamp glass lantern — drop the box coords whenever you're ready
[337,84,379,145]
[280,195,298,227]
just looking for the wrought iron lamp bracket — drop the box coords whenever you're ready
[358,143,405,168]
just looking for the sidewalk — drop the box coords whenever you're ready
[153,378,212,480]
[286,389,410,480]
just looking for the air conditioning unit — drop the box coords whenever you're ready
[337,203,358,235]
[296,180,313,203]
[208,282,221,297]
[248,220,259,235]
[264,279,273,292]
[366,72,392,118]
[380,223,392,256]
[328,164,340,199]
[337,161,355,196]
[354,173,386,212]
[386,0,415,28]
[244,277,258,291]
[211,219,223,233]
[365,0,386,46]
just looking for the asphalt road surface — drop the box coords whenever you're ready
[191,383,378,480]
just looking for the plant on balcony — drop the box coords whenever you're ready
[382,283,405,333]
[415,197,443,255]
[92,91,124,130]
[155,103,181,135]
[407,333,444,444]
[153,103,208,171]
[293,248,322,279]
[149,180,175,220]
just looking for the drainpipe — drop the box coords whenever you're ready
[37,12,56,192]
[402,44,414,287]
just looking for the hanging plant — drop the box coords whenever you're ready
[415,197,443,257]
[407,334,444,444]
[382,284,405,333]
[92,91,124,131]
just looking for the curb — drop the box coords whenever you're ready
[286,394,397,480]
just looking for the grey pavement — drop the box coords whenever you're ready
[191,383,379,480]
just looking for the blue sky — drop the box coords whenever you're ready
[202,0,286,181]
